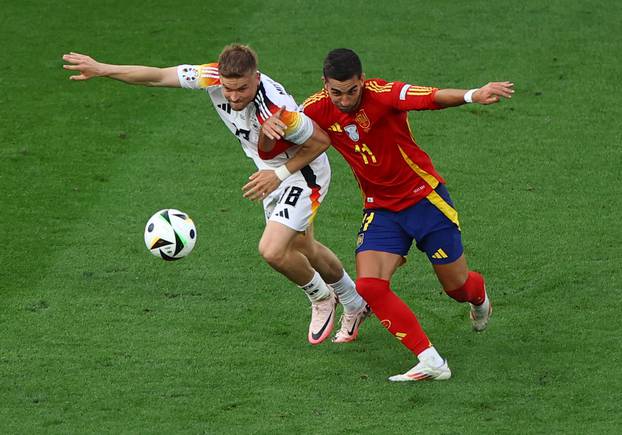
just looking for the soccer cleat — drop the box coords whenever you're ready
[332,304,372,343]
[470,293,492,332]
[388,359,452,382]
[308,292,337,345]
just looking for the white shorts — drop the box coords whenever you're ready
[263,155,331,232]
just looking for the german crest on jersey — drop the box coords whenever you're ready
[344,124,359,142]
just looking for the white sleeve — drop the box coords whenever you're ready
[178,63,221,90]
[177,65,201,89]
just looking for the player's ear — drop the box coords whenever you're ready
[360,73,366,83]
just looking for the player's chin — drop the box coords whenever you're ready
[337,105,354,113]
[230,101,250,111]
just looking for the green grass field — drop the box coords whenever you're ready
[2,0,621,433]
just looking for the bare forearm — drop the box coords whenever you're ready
[286,139,328,173]
[63,52,181,87]
[433,89,469,107]
[283,126,330,173]
[243,125,330,200]
[101,65,177,87]
[434,82,514,107]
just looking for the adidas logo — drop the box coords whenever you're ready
[395,332,407,341]
[431,248,449,259]
[217,103,232,114]
[328,123,343,132]
[275,208,290,219]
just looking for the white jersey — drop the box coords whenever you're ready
[177,63,331,231]
[177,63,323,170]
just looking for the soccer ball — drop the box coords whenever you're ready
[144,209,197,260]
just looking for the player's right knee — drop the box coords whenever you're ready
[258,240,287,268]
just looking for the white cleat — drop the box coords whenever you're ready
[332,304,371,343]
[388,360,452,382]
[308,292,337,345]
[470,293,492,332]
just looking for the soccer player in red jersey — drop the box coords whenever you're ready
[261,48,513,381]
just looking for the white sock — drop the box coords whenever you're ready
[328,270,365,314]
[418,346,445,369]
[471,293,490,313]
[299,271,331,303]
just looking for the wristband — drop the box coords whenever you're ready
[464,88,478,103]
[274,165,292,181]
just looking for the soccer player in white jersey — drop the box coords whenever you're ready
[62,44,370,344]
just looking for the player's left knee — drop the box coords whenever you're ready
[445,271,485,300]
[433,254,468,291]
[442,271,469,293]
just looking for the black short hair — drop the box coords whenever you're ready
[323,48,362,81]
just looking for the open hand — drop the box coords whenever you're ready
[474,82,514,104]
[62,52,103,80]
[242,170,281,201]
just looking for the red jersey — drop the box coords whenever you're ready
[302,78,446,211]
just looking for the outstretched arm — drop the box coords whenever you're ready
[62,52,180,87]
[434,81,514,107]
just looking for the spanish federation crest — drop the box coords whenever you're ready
[355,109,371,129]
[344,124,359,142]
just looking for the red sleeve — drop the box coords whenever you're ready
[255,101,295,160]
[256,108,311,160]
[389,81,443,111]
[301,90,331,130]
[256,104,296,160]
[258,139,293,160]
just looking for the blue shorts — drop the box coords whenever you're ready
[355,184,463,265]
